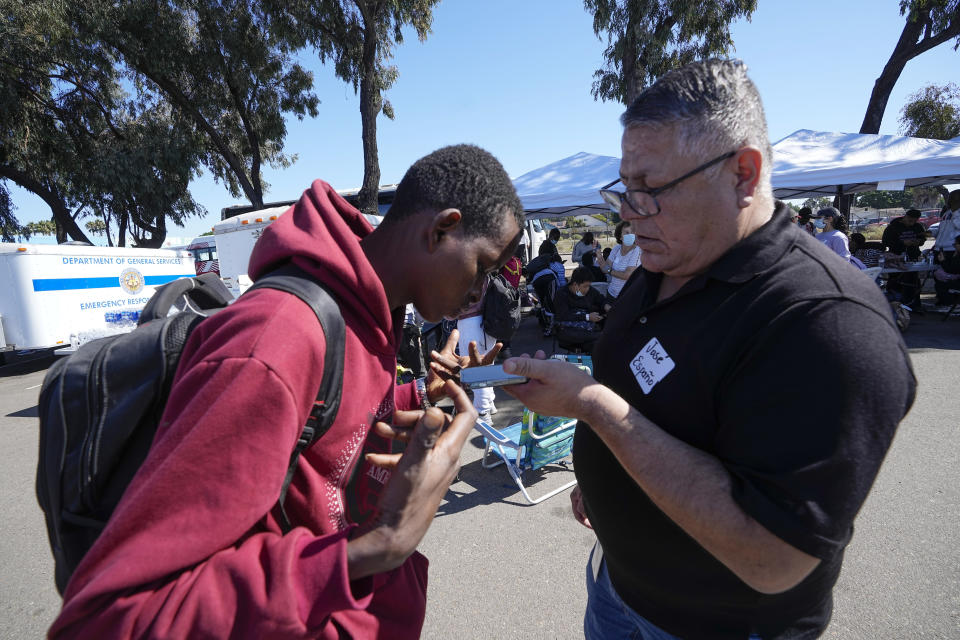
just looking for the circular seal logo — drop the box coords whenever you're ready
[119,267,145,295]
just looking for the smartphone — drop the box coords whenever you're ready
[459,364,528,389]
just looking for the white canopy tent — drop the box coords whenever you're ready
[770,129,960,200]
[512,152,620,219]
[512,132,960,219]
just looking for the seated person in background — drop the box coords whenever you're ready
[572,231,598,265]
[582,250,608,282]
[553,267,607,352]
[850,233,884,267]
[882,208,926,260]
[538,227,561,257]
[813,207,852,260]
[882,209,926,308]
[595,219,642,307]
[530,243,567,287]
[933,235,960,307]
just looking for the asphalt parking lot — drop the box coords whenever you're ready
[1,310,958,639]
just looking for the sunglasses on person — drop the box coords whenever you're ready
[599,150,736,217]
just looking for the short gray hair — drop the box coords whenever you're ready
[621,59,773,201]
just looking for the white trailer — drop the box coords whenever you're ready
[214,205,382,294]
[0,243,194,354]
[213,205,289,293]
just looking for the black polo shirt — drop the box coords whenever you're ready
[574,204,916,640]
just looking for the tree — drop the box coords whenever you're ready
[1,1,204,245]
[855,189,920,209]
[276,1,440,214]
[899,82,960,139]
[860,1,960,134]
[85,218,107,236]
[0,183,18,242]
[802,197,833,210]
[584,0,757,105]
[73,1,319,210]
[24,219,59,236]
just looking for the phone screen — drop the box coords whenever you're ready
[459,364,528,389]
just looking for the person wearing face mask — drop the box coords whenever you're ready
[553,267,607,353]
[813,207,853,261]
[596,220,642,307]
[539,227,562,257]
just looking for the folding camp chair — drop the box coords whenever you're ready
[474,355,592,504]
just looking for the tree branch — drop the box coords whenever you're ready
[104,37,262,207]
[0,163,92,243]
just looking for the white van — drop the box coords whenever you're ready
[0,243,194,354]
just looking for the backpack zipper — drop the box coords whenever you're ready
[79,345,108,510]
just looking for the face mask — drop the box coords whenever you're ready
[813,220,825,229]
[574,289,585,297]
[622,233,636,246]
[551,238,558,245]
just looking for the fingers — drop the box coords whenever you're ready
[388,410,426,428]
[440,328,460,355]
[430,350,463,374]
[365,452,402,470]
[480,342,503,365]
[431,380,478,456]
[402,407,447,466]
[372,421,413,443]
[429,360,461,384]
[501,354,553,380]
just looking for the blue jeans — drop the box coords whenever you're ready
[584,544,762,640]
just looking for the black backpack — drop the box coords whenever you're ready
[523,254,552,280]
[482,273,522,341]
[36,265,345,595]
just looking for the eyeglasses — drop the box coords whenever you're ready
[599,150,737,217]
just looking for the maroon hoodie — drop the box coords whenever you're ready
[50,181,428,639]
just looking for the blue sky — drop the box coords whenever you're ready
[9,0,959,241]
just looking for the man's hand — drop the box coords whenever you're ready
[501,353,598,421]
[570,485,592,529]
[346,380,477,579]
[587,312,602,323]
[425,328,501,403]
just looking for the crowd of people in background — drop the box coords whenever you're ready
[474,185,958,379]
[779,190,960,313]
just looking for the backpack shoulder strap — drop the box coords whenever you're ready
[246,264,346,533]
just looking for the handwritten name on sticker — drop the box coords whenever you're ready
[629,337,676,395]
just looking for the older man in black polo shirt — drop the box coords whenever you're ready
[504,59,915,640]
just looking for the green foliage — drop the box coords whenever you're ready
[0,1,206,246]
[73,1,320,208]
[860,0,960,133]
[855,189,922,209]
[25,219,58,236]
[899,83,960,139]
[584,0,757,104]
[274,0,440,213]
[0,182,17,242]
[802,197,833,210]
[85,218,107,235]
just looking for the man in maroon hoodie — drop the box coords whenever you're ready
[50,145,524,639]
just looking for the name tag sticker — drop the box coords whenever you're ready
[629,337,676,394]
